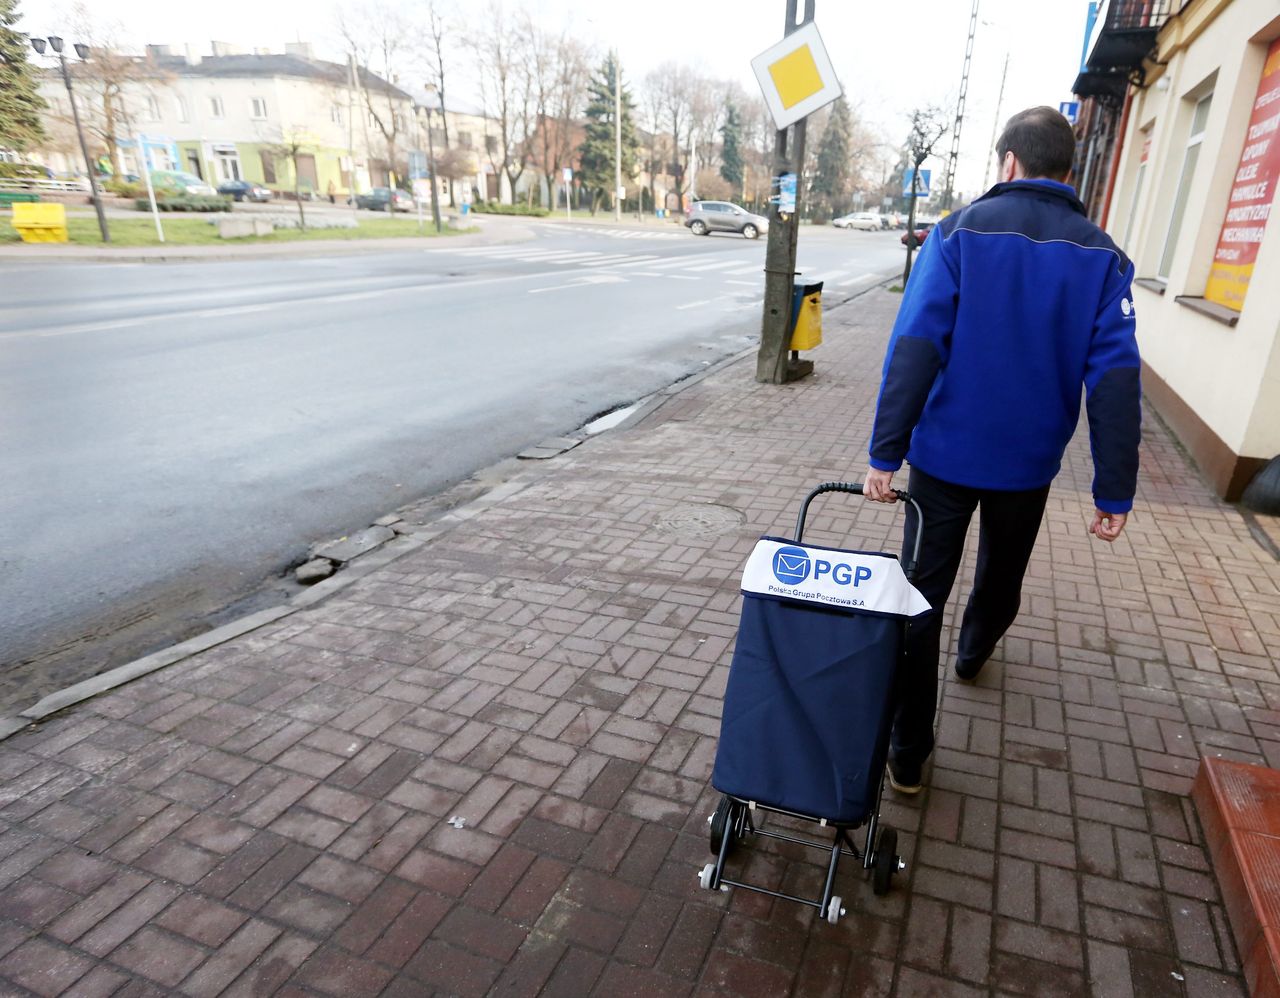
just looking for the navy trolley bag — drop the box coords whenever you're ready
[698,482,929,921]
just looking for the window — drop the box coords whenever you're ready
[484,135,499,154]
[250,97,268,119]
[260,151,277,184]
[144,95,160,120]
[1157,94,1212,281]
[331,104,343,125]
[429,128,445,147]
[458,131,473,149]
[1122,132,1151,252]
[176,96,189,122]
[209,96,224,118]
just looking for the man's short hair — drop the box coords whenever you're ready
[996,107,1076,180]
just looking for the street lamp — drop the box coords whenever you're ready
[31,34,110,242]
[421,84,443,234]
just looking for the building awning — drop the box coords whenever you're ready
[1073,68,1130,102]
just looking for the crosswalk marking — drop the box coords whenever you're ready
[537,224,683,241]
[679,259,749,273]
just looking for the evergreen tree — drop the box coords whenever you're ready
[577,54,640,215]
[719,102,743,199]
[0,0,46,150]
[810,96,853,223]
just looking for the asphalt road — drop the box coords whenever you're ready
[0,220,903,711]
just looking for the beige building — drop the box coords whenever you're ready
[33,43,492,202]
[1103,0,1280,500]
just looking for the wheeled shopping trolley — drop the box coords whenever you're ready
[698,482,929,922]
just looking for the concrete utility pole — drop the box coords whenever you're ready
[981,52,1010,193]
[941,0,980,211]
[756,0,816,385]
[614,50,622,223]
[423,86,443,233]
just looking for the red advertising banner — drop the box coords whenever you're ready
[1205,38,1280,312]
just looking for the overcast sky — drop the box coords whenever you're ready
[28,0,1092,195]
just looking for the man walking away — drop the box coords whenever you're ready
[864,106,1142,795]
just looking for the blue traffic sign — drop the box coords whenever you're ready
[903,169,931,198]
[1059,101,1080,125]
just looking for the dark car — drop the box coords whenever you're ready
[900,221,936,248]
[354,187,414,212]
[217,180,274,202]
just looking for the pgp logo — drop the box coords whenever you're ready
[771,546,876,588]
[771,546,812,585]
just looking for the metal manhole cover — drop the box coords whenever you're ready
[654,503,746,537]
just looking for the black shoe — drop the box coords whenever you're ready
[954,655,988,682]
[886,757,922,795]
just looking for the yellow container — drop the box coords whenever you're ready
[12,202,69,243]
[789,283,823,351]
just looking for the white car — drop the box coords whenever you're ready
[833,212,883,231]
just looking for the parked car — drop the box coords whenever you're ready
[685,200,769,239]
[217,180,274,202]
[149,170,217,196]
[900,221,936,248]
[832,212,882,231]
[354,187,414,212]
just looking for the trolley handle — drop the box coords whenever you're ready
[793,481,924,579]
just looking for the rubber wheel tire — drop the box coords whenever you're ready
[699,863,716,890]
[873,827,898,896]
[742,223,758,239]
[826,895,843,924]
[709,797,734,855]
[690,220,708,235]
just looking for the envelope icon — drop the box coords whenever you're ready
[772,546,812,585]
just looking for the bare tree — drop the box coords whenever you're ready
[264,128,318,229]
[339,1,415,186]
[54,4,170,178]
[424,0,451,148]
[471,1,531,203]
[646,62,694,212]
[903,104,950,281]
[523,19,590,211]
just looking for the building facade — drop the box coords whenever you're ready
[1088,0,1280,500]
[33,43,495,201]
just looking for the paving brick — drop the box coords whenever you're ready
[155,892,248,947]
[404,939,504,997]
[0,937,94,996]
[108,925,207,987]
[363,889,451,967]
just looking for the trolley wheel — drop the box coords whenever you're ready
[699,863,716,890]
[825,895,844,924]
[709,796,735,855]
[873,828,899,896]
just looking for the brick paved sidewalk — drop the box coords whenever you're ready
[2,290,1278,996]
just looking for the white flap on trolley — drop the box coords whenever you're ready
[741,539,930,617]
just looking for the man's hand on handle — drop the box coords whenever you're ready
[1089,509,1127,542]
[865,467,898,503]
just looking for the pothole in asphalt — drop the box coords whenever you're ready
[654,503,747,538]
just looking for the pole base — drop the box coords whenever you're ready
[784,358,814,382]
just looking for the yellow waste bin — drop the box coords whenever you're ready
[789,281,823,351]
[12,202,69,244]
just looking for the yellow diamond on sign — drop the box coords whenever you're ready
[768,44,823,110]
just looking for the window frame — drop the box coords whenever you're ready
[1156,93,1213,282]
[209,96,225,119]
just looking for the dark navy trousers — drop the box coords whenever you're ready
[890,467,1051,769]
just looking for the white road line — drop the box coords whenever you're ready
[580,254,661,267]
[675,298,718,310]
[723,263,763,275]
[680,259,749,272]
[2,268,577,341]
[725,280,758,286]
[528,275,626,294]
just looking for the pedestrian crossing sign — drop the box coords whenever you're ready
[751,21,842,130]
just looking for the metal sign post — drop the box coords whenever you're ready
[563,166,572,221]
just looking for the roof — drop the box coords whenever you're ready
[151,53,412,100]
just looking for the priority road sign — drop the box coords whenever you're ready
[751,21,843,131]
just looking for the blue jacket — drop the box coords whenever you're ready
[869,179,1141,514]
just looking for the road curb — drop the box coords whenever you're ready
[0,271,898,742]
